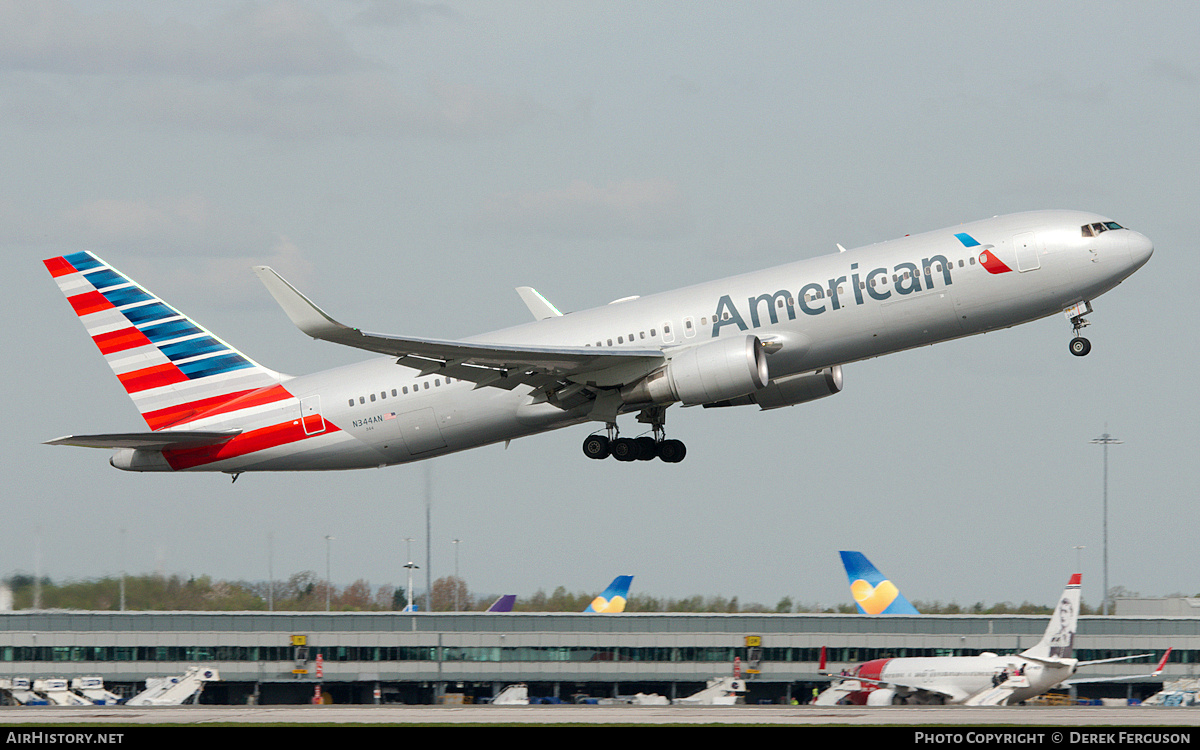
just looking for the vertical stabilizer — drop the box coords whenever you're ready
[839,551,920,614]
[1021,574,1082,661]
[584,575,634,613]
[44,252,284,430]
[486,595,517,612]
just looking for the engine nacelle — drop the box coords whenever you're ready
[621,335,769,407]
[866,687,900,706]
[703,365,842,410]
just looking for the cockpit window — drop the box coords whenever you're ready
[1082,221,1126,237]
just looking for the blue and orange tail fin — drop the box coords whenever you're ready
[44,252,285,430]
[839,551,920,615]
[584,575,633,613]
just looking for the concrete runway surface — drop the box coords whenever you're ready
[0,705,1195,725]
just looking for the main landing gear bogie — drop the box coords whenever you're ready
[581,433,687,463]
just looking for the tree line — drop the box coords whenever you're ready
[0,573,1110,614]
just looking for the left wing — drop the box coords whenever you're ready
[253,267,664,392]
[1076,651,1161,668]
[817,674,965,705]
[885,681,967,704]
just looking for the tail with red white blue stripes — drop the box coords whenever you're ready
[43,251,286,431]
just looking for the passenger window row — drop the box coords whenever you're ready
[588,327,662,347]
[347,377,457,407]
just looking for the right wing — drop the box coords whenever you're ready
[1065,648,1173,685]
[253,266,664,392]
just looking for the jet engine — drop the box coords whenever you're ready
[620,334,769,407]
[703,365,842,410]
[866,687,901,705]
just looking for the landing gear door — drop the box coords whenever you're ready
[300,395,326,435]
[1013,232,1041,272]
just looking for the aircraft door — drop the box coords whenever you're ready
[1013,232,1041,272]
[661,321,675,344]
[299,395,326,435]
[683,316,696,338]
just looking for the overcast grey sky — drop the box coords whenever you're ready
[3,1,1196,611]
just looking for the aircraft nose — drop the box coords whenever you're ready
[1128,230,1153,269]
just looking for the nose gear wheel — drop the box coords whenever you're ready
[1065,302,1093,357]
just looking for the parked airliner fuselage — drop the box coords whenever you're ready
[838,654,1075,706]
[45,210,1152,473]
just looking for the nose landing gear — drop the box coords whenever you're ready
[1064,301,1093,357]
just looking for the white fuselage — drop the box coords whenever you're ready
[868,655,1075,705]
[133,209,1151,472]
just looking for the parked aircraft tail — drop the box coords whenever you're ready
[839,551,919,615]
[584,575,634,613]
[486,595,517,612]
[43,252,285,431]
[1020,574,1082,662]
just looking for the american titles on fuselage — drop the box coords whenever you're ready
[712,251,965,338]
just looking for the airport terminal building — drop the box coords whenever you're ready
[1,611,1195,704]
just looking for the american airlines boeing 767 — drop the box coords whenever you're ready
[43,210,1152,474]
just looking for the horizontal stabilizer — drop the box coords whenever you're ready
[45,430,242,451]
